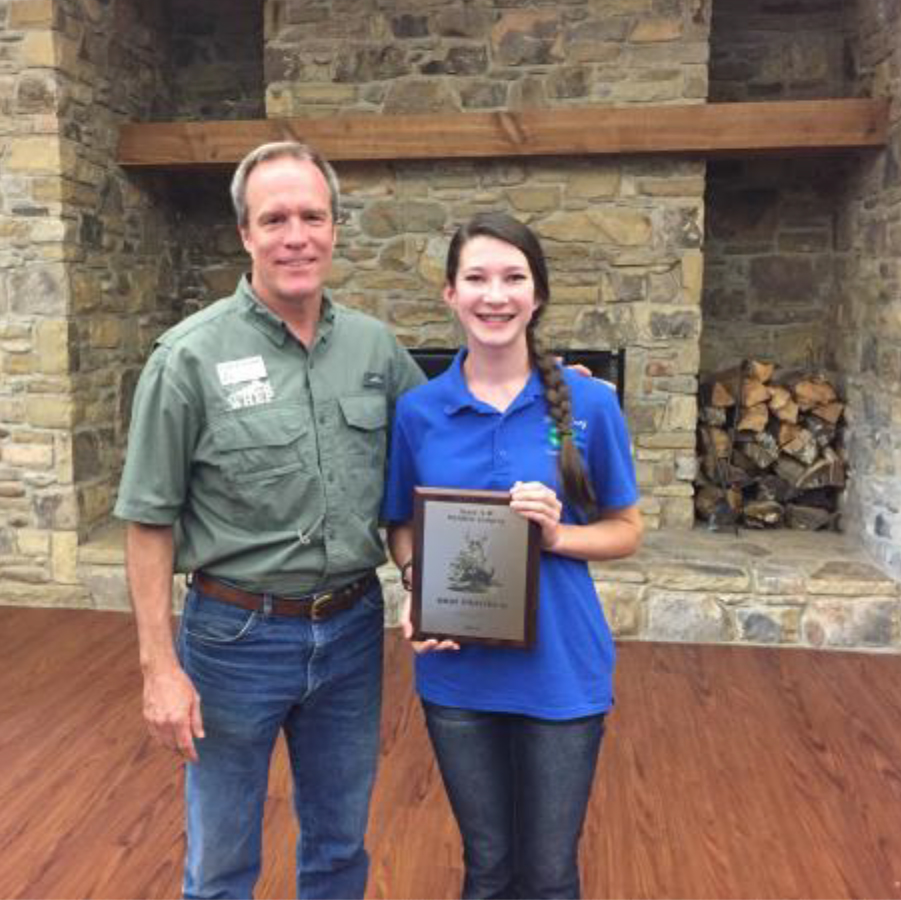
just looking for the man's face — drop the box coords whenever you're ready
[240,156,337,309]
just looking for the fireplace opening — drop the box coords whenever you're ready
[697,154,855,537]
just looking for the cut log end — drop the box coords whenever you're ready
[695,362,845,531]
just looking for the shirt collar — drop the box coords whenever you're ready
[238,275,337,347]
[442,348,544,416]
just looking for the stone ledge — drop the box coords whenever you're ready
[37,522,891,652]
[596,529,901,598]
[590,529,900,651]
[78,519,126,566]
[806,561,899,597]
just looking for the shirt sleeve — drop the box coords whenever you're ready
[387,340,426,418]
[380,398,418,524]
[584,385,640,512]
[113,346,202,525]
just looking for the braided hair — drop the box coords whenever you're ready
[446,212,599,519]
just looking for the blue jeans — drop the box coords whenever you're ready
[423,702,606,900]
[176,579,385,900]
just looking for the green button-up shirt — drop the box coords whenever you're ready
[114,277,424,595]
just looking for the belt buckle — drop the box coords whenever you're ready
[310,591,334,621]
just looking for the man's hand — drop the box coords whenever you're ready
[557,357,615,388]
[142,663,205,763]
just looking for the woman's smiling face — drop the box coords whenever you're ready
[443,235,539,354]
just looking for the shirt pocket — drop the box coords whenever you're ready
[211,407,308,483]
[337,394,388,523]
[338,394,388,463]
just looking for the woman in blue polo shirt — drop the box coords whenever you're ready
[382,212,642,900]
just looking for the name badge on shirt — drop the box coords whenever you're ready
[217,356,268,387]
[226,380,275,410]
[218,356,274,410]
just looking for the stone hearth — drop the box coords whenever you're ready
[76,522,900,653]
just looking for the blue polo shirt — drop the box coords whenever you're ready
[381,349,639,719]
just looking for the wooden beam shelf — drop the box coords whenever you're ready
[117,99,888,169]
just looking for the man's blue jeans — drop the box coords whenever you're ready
[176,578,385,899]
[423,701,606,900]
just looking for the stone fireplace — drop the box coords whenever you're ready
[703,0,901,576]
[171,0,712,539]
[0,0,899,641]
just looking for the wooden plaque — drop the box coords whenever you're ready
[411,487,541,648]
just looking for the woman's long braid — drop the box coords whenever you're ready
[526,322,599,520]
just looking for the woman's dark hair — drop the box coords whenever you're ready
[446,212,598,518]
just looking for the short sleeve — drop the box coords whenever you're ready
[584,386,640,512]
[114,347,202,525]
[388,341,426,410]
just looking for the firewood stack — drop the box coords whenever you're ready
[696,360,846,531]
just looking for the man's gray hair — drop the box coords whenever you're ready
[230,141,341,228]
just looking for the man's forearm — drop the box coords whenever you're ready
[125,522,178,673]
[126,521,204,760]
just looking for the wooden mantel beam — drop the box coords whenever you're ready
[117,99,889,169]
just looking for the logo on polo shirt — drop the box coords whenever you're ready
[363,372,385,389]
[546,416,588,453]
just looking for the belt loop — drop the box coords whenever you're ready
[262,593,273,617]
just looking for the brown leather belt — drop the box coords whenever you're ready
[193,571,378,621]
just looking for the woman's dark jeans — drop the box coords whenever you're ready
[422,701,606,900]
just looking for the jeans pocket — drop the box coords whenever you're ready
[182,589,260,644]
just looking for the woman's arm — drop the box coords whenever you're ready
[510,481,643,563]
[546,504,643,562]
[386,521,414,586]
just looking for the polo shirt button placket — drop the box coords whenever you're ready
[495,421,509,470]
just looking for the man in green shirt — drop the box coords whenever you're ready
[115,142,424,900]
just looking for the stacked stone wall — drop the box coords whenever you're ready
[700,156,848,373]
[265,0,711,116]
[168,0,265,120]
[55,0,180,545]
[700,0,901,576]
[836,1,901,577]
[0,0,182,606]
[232,0,712,530]
[702,0,849,374]
[4,0,897,615]
[168,173,248,320]
[708,0,848,102]
[0,0,78,602]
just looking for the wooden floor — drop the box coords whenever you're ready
[1,607,900,899]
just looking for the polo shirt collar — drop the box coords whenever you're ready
[238,275,337,346]
[442,348,544,416]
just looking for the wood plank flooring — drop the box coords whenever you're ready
[1,606,899,899]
